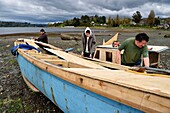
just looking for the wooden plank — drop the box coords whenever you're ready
[24,39,39,48]
[24,49,40,53]
[31,55,58,59]
[47,60,91,68]
[42,59,61,62]
[103,33,119,45]
[27,52,48,55]
[44,48,106,69]
[85,57,128,70]
[26,52,60,59]
[34,41,63,50]
[99,49,106,61]
[45,60,65,65]
[95,48,121,64]
[64,68,170,98]
[141,94,170,112]
[68,62,90,68]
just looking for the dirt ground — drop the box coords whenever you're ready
[0,28,170,112]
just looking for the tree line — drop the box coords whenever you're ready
[48,10,170,28]
[0,21,47,27]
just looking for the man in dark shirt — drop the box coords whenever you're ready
[35,29,48,43]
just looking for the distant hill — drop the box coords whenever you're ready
[0,21,47,27]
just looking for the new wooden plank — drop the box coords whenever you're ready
[24,49,40,53]
[84,57,128,70]
[103,33,119,45]
[31,55,58,59]
[64,68,170,98]
[34,41,62,50]
[24,39,39,48]
[68,62,90,68]
[44,48,106,69]
[94,47,121,64]
[99,49,106,61]
[140,94,170,112]
[42,59,61,61]
[45,60,65,65]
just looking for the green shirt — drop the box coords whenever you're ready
[118,38,149,64]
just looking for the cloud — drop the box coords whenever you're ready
[0,0,169,23]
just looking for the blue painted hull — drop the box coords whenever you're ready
[17,54,144,113]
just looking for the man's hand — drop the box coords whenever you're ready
[32,37,36,41]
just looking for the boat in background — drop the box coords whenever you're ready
[11,38,170,113]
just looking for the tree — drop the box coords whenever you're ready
[81,15,90,26]
[99,16,106,24]
[122,17,131,26]
[73,17,80,27]
[132,11,142,24]
[154,16,160,26]
[64,20,69,26]
[113,14,120,27]
[147,10,155,27]
[165,17,170,24]
[94,15,99,23]
[107,16,112,26]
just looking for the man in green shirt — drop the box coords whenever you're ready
[117,33,150,67]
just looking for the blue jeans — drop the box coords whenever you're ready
[121,60,141,66]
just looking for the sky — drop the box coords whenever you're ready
[0,0,170,24]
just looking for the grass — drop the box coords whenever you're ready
[0,98,23,112]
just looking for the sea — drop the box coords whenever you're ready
[0,27,106,35]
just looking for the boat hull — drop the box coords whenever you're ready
[17,54,144,113]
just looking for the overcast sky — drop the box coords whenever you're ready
[0,0,170,24]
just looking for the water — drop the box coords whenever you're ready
[0,27,104,35]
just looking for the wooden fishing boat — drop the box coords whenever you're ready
[12,39,170,113]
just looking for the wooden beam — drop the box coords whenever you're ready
[68,62,90,68]
[31,55,59,59]
[103,33,119,45]
[45,60,65,65]
[44,48,105,69]
[85,57,128,70]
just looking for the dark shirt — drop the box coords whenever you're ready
[118,38,148,65]
[37,33,48,43]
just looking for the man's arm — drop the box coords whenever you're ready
[81,33,85,56]
[143,57,150,67]
[91,34,96,53]
[37,35,44,41]
[116,50,121,64]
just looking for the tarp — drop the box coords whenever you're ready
[11,44,40,56]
